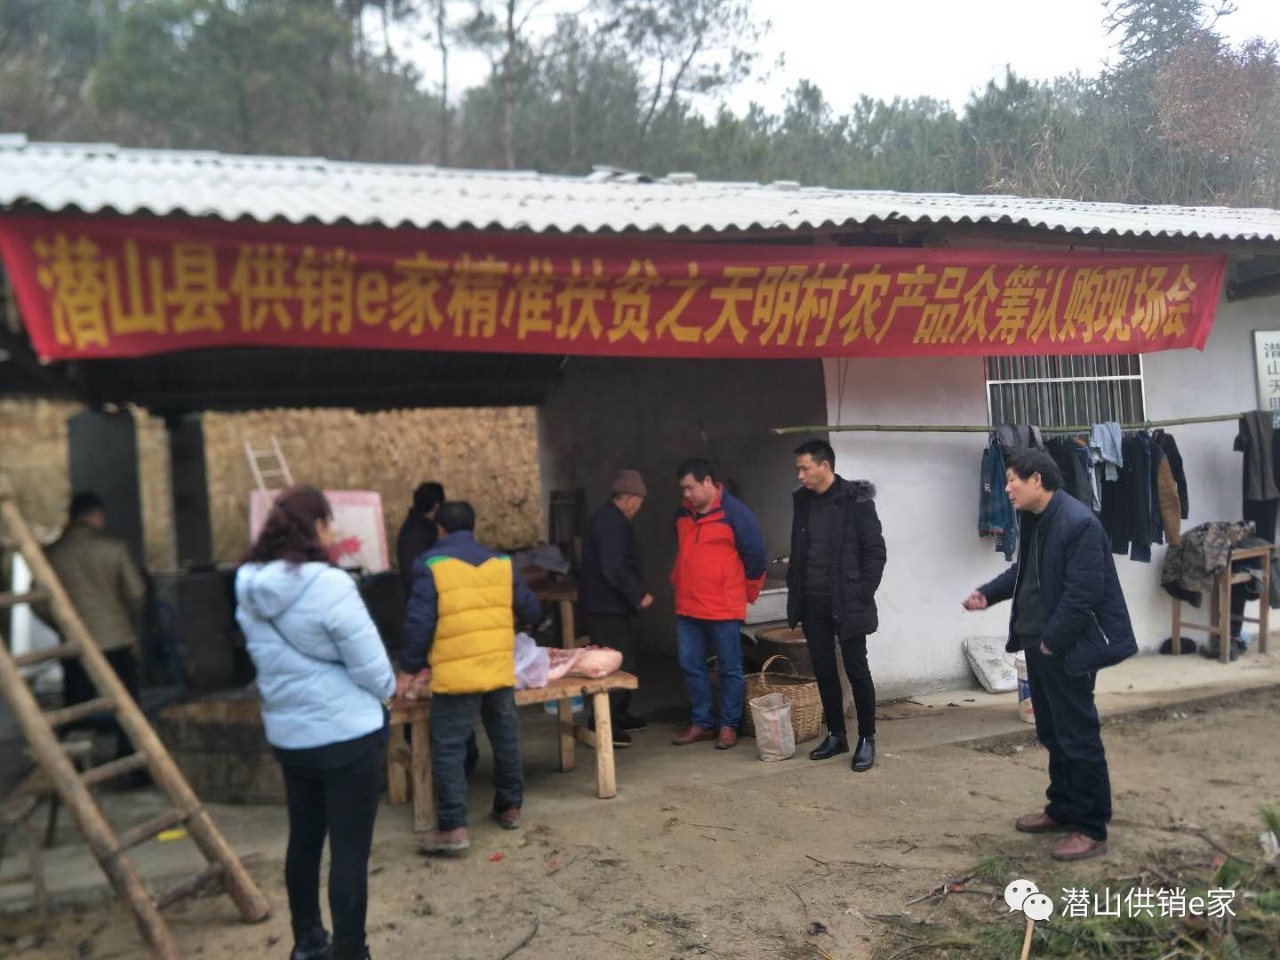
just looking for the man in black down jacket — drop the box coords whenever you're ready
[963,449,1137,862]
[397,481,445,599]
[786,439,887,772]
[580,470,653,746]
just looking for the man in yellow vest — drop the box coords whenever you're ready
[399,501,541,855]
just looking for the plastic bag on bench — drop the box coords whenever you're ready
[514,631,550,690]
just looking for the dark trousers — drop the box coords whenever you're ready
[1025,644,1112,841]
[274,732,382,954]
[802,601,876,739]
[62,647,139,760]
[585,612,637,719]
[430,688,522,831]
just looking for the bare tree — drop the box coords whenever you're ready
[598,0,764,138]
[459,0,546,168]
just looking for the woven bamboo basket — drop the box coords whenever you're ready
[741,654,823,743]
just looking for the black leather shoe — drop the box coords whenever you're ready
[289,928,332,960]
[808,733,849,760]
[851,736,876,772]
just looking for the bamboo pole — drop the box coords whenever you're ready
[771,411,1245,436]
[0,477,271,939]
[0,614,180,958]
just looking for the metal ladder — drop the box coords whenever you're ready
[242,436,293,492]
[0,476,270,958]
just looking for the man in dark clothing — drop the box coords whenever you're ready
[41,492,148,776]
[396,482,445,598]
[785,439,887,772]
[580,470,653,747]
[963,449,1138,862]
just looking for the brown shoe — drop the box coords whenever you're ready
[1015,811,1068,834]
[672,724,717,746]
[492,806,521,830]
[715,727,738,750]
[418,826,470,856]
[1052,832,1108,861]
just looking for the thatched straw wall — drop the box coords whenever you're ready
[0,401,542,570]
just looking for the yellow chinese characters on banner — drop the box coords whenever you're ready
[0,217,1225,361]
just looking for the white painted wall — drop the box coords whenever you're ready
[824,289,1280,698]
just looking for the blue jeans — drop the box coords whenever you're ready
[676,616,744,729]
[430,688,523,831]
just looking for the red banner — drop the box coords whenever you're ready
[0,216,1225,361]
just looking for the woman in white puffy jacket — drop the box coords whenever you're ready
[236,485,395,960]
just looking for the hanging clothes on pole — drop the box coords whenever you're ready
[1234,410,1280,502]
[1044,436,1092,507]
[978,437,1018,561]
[1089,422,1124,481]
[1231,412,1280,641]
[1128,433,1155,563]
[1152,429,1190,520]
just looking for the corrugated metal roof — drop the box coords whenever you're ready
[3,133,1280,242]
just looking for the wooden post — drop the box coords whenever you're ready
[559,599,576,650]
[1218,563,1232,664]
[591,691,617,799]
[1260,547,1272,655]
[386,725,409,806]
[410,708,433,833]
[1171,593,1183,655]
[557,696,576,773]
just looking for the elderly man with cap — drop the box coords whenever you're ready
[579,469,653,747]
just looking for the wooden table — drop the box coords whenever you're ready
[386,671,638,832]
[532,579,580,650]
[1171,543,1273,663]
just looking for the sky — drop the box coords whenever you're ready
[730,0,1280,114]
[431,0,1280,116]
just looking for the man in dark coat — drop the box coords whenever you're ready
[786,439,887,772]
[41,492,147,770]
[579,470,653,747]
[963,448,1138,862]
[397,481,445,598]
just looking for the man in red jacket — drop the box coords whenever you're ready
[670,458,767,750]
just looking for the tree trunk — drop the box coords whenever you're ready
[502,0,516,169]
[436,0,451,165]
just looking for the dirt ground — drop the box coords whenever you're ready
[4,686,1279,960]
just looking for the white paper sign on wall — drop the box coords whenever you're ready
[249,489,389,573]
[1253,331,1280,426]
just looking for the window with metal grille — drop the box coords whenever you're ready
[985,355,1146,429]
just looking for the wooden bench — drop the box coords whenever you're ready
[1171,543,1273,663]
[386,671,639,832]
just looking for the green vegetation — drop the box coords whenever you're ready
[881,808,1280,959]
[1,1,1277,206]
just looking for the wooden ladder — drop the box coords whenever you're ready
[242,436,293,492]
[0,476,270,958]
